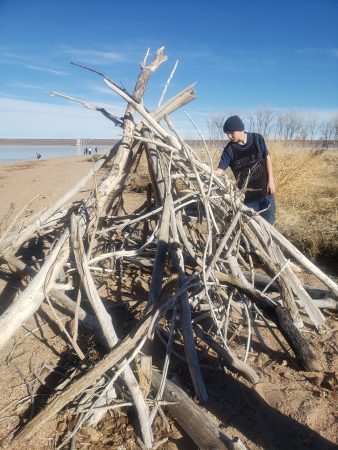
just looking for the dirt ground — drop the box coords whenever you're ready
[0,156,337,450]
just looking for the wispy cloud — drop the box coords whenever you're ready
[297,48,338,58]
[0,56,27,65]
[25,65,68,76]
[0,45,69,75]
[10,82,50,91]
[0,46,31,61]
[0,51,30,62]
[59,47,125,65]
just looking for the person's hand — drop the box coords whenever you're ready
[267,179,276,195]
[215,168,223,175]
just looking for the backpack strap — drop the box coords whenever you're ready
[253,132,263,157]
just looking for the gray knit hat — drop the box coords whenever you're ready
[223,115,245,133]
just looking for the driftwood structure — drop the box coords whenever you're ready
[0,47,337,449]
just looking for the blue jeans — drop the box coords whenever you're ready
[244,195,276,224]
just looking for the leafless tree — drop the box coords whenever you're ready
[253,107,274,137]
[246,111,255,132]
[274,111,303,141]
[297,114,316,145]
[298,123,308,144]
[285,111,303,141]
[206,113,226,142]
[319,118,335,148]
[332,114,338,147]
[274,113,285,140]
[307,115,318,146]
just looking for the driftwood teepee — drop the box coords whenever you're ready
[0,47,337,449]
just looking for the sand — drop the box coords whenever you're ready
[0,155,98,222]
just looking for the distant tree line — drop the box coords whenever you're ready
[206,108,338,148]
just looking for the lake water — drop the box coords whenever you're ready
[0,145,111,164]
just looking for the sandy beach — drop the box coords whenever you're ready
[0,155,100,222]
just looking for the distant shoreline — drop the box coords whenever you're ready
[0,138,119,146]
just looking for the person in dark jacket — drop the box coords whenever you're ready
[216,115,276,224]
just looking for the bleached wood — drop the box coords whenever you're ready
[0,230,70,351]
[158,59,178,106]
[215,266,322,372]
[71,214,118,347]
[169,195,208,402]
[255,216,338,297]
[241,270,333,299]
[51,92,123,126]
[14,308,157,444]
[152,83,196,121]
[143,129,166,206]
[71,214,153,448]
[151,371,246,450]
[274,245,325,330]
[193,324,259,384]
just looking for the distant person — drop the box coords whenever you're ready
[216,115,276,224]
[88,148,92,155]
[95,147,98,154]
[36,153,41,159]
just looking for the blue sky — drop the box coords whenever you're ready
[0,0,337,138]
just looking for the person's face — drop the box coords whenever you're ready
[227,130,243,142]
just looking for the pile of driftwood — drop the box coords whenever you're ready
[0,47,337,450]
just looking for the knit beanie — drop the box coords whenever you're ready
[223,115,245,133]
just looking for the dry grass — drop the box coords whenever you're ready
[270,142,338,265]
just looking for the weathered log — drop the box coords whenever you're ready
[51,92,123,127]
[140,193,171,395]
[71,214,118,347]
[14,302,161,443]
[243,220,324,329]
[169,195,209,403]
[71,214,153,448]
[151,83,196,121]
[273,245,325,329]
[214,268,322,372]
[50,289,99,331]
[77,49,172,442]
[242,269,336,300]
[0,254,100,331]
[297,298,338,310]
[193,324,259,384]
[143,129,166,207]
[0,230,70,352]
[254,215,338,297]
[151,371,246,450]
[242,226,303,329]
